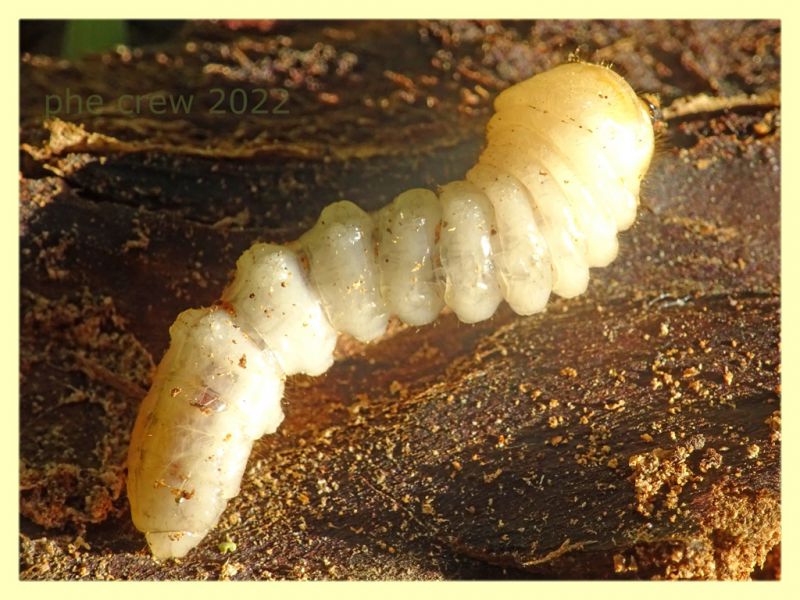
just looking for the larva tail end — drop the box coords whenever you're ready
[146,529,208,560]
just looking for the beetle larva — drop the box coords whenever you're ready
[126,61,655,560]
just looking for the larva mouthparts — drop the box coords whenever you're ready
[126,61,655,560]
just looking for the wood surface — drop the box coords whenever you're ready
[20,20,781,580]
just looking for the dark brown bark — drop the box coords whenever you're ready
[20,20,780,580]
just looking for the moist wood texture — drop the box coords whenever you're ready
[19,20,780,580]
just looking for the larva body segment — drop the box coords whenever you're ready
[126,308,285,559]
[438,181,504,323]
[481,144,593,298]
[221,244,337,376]
[295,201,389,343]
[492,62,651,229]
[126,62,655,560]
[466,164,552,315]
[375,189,444,326]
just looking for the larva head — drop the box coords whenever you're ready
[494,62,655,205]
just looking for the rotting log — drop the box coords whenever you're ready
[20,20,780,580]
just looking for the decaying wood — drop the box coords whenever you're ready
[20,20,780,580]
